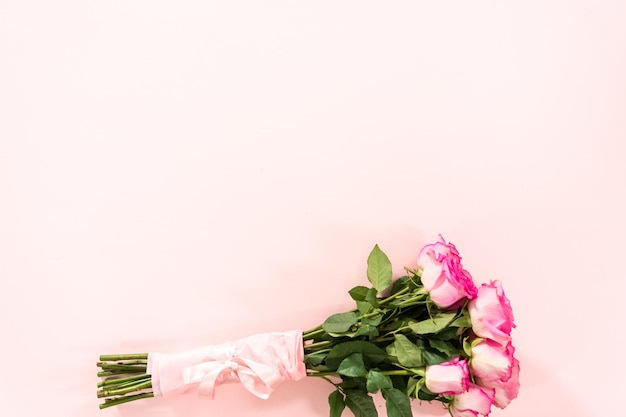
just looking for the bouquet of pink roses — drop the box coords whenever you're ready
[96,236,519,417]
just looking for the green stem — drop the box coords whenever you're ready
[98,374,151,388]
[99,362,147,368]
[321,376,341,388]
[99,392,154,409]
[378,286,410,305]
[100,365,146,373]
[99,354,149,361]
[97,360,147,366]
[372,335,395,343]
[98,380,152,398]
[100,376,151,391]
[303,328,325,340]
[304,340,333,350]
[98,370,145,377]
[304,348,331,358]
[380,370,415,376]
[307,369,414,378]
[303,325,322,337]
[361,310,382,319]
[307,371,339,377]
[394,300,428,308]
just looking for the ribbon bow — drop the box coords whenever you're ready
[182,344,285,399]
[148,330,306,400]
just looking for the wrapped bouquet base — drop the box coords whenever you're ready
[97,237,520,417]
[149,330,305,399]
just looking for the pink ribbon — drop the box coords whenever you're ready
[147,330,306,399]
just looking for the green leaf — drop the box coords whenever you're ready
[326,341,387,369]
[367,244,392,293]
[393,334,423,367]
[407,377,425,398]
[365,288,380,307]
[338,353,367,377]
[409,313,457,334]
[349,286,370,301]
[356,300,372,314]
[345,390,378,417]
[434,327,458,341]
[386,318,410,332]
[305,351,328,366]
[329,390,346,417]
[428,339,458,358]
[362,314,383,327]
[366,369,393,393]
[406,376,418,398]
[390,276,411,294]
[328,331,358,338]
[450,314,471,328]
[462,337,472,357]
[417,385,437,401]
[323,312,358,333]
[383,388,413,417]
[421,347,450,366]
[354,324,378,338]
[390,375,407,392]
[340,378,367,391]
[386,342,397,359]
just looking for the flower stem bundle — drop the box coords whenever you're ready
[97,355,153,408]
[97,237,519,417]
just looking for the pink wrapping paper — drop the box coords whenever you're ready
[147,330,306,399]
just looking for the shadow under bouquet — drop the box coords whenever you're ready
[96,236,519,417]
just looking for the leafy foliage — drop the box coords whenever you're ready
[367,244,392,293]
[383,388,413,417]
[323,312,358,333]
[328,390,346,417]
[303,245,474,417]
[345,390,378,417]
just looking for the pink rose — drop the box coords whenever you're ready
[425,357,470,395]
[449,384,495,417]
[470,339,515,382]
[417,236,477,308]
[478,358,520,409]
[468,281,515,345]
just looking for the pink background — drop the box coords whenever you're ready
[1,2,625,416]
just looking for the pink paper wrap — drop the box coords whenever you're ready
[146,330,306,399]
